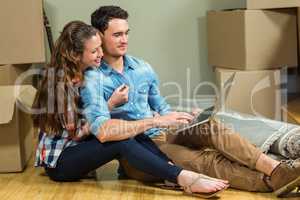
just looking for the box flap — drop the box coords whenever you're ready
[16,85,37,109]
[0,86,18,124]
[0,64,32,86]
[0,85,36,124]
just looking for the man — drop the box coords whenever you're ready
[82,5,300,197]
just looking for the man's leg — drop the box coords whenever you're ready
[120,132,271,192]
[158,143,271,192]
[170,120,282,176]
[169,120,300,196]
[170,120,262,170]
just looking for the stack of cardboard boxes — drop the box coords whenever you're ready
[207,0,300,120]
[0,0,45,172]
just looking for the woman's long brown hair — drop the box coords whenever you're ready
[32,21,99,137]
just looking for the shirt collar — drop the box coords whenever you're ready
[100,55,137,75]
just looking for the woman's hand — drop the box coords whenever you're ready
[108,84,129,110]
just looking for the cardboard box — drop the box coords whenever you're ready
[215,68,282,120]
[242,0,300,9]
[207,9,298,70]
[0,85,36,172]
[0,0,45,65]
[0,64,32,85]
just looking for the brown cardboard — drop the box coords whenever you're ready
[215,68,282,120]
[207,9,298,70]
[0,85,36,172]
[0,64,32,85]
[245,0,300,9]
[0,0,45,65]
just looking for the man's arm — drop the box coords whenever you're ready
[145,62,171,115]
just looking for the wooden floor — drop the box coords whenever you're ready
[0,157,299,200]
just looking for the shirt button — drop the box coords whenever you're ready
[131,102,134,105]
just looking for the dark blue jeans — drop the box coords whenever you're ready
[45,134,182,183]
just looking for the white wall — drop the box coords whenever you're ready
[44,0,244,98]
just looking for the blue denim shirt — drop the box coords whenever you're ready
[81,55,171,137]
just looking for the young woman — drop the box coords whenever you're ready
[33,20,228,198]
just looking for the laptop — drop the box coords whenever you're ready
[174,72,236,134]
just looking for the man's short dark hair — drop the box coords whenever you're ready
[91,5,129,33]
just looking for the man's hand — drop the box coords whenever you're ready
[153,112,194,128]
[108,84,129,110]
[191,108,203,117]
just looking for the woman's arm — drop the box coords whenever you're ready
[97,112,193,142]
[73,84,129,141]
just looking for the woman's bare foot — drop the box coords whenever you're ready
[197,173,229,184]
[177,170,229,193]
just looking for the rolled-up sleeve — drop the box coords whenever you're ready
[146,63,171,115]
[81,70,110,137]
